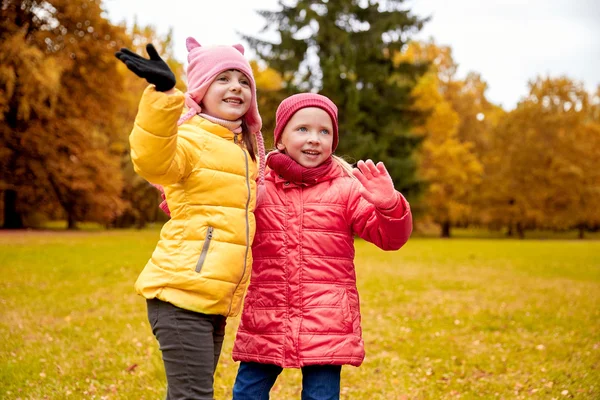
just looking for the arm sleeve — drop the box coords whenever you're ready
[129,85,193,185]
[348,180,412,250]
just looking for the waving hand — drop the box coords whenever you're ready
[352,160,399,210]
[115,44,176,92]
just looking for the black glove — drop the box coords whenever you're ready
[115,43,176,92]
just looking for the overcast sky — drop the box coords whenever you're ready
[102,0,600,110]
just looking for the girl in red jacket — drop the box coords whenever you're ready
[231,93,413,399]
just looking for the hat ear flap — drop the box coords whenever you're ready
[186,37,201,51]
[232,44,245,55]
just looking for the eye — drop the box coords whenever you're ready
[217,75,228,82]
[320,129,330,135]
[297,126,308,132]
[239,78,250,86]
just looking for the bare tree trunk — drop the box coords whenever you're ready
[67,211,77,230]
[441,221,451,238]
[2,189,24,229]
[506,224,513,237]
[516,223,525,239]
[578,226,585,240]
[38,162,77,231]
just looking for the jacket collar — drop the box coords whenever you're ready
[184,113,241,142]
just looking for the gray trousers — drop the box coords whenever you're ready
[147,299,227,400]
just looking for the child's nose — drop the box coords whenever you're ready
[307,132,321,143]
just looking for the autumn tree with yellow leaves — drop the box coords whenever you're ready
[0,1,187,229]
[250,60,285,150]
[0,0,128,229]
[483,77,600,238]
[399,41,498,237]
[110,24,185,228]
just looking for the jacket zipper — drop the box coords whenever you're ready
[228,134,251,315]
[195,226,214,273]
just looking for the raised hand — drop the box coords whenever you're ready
[115,43,176,92]
[351,159,398,210]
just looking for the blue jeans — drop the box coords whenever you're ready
[232,362,342,400]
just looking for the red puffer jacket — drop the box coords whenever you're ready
[232,164,412,368]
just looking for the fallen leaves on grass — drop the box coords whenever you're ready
[126,363,138,373]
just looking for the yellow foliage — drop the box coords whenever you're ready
[410,73,442,112]
[0,0,130,226]
[483,76,600,231]
[404,40,485,230]
[0,30,63,122]
[251,61,284,92]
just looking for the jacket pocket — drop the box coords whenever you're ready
[339,288,353,334]
[195,226,214,273]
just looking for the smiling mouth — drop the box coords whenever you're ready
[302,150,320,156]
[224,98,243,105]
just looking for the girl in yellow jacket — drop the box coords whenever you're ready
[115,37,265,399]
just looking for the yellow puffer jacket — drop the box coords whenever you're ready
[130,85,257,317]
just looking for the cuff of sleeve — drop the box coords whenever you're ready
[377,192,409,219]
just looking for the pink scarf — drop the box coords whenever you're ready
[267,152,334,185]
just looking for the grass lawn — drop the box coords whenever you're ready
[0,229,598,399]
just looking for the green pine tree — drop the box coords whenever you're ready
[244,0,428,196]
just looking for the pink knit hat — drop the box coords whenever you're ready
[178,37,265,185]
[179,37,261,132]
[273,93,339,151]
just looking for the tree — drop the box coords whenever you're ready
[398,41,487,237]
[0,0,128,229]
[109,23,185,228]
[250,60,285,150]
[483,77,600,238]
[244,0,428,197]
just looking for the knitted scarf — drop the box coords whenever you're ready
[267,151,334,185]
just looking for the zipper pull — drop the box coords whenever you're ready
[234,134,238,144]
[207,226,214,239]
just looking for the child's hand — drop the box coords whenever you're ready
[352,160,398,210]
[115,44,176,92]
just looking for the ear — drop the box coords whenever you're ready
[276,142,285,151]
[232,44,245,55]
[186,37,201,51]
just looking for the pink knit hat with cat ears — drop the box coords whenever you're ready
[178,37,266,185]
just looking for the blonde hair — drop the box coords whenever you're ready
[332,155,356,179]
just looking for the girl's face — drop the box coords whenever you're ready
[277,107,334,168]
[202,70,252,120]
